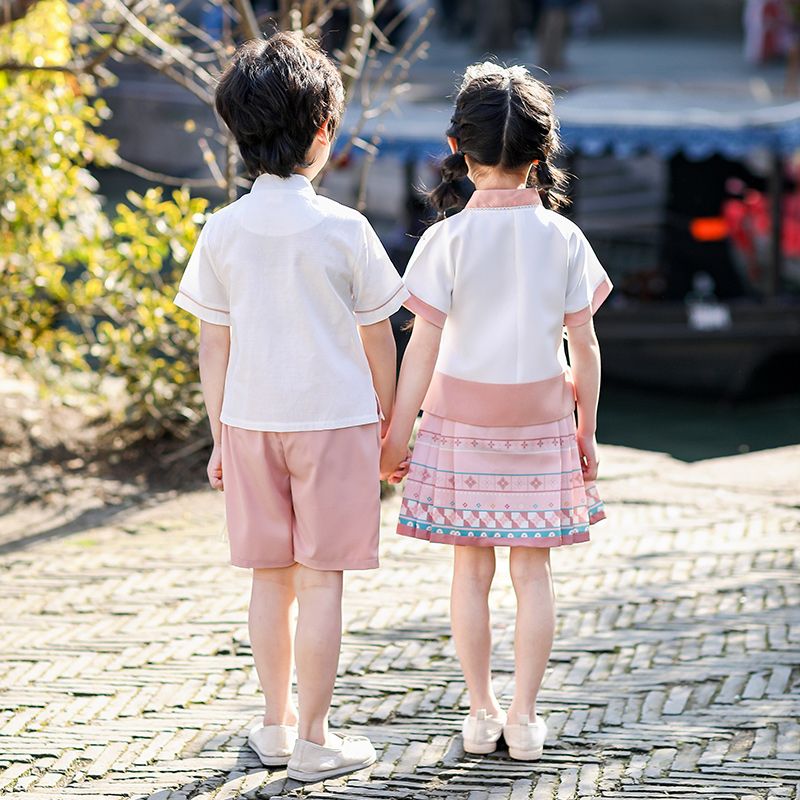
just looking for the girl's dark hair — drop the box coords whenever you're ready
[215,32,345,179]
[430,63,569,215]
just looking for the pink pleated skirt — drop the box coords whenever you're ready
[397,412,605,548]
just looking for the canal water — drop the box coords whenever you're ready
[599,383,800,461]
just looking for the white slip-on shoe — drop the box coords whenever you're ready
[462,708,507,755]
[503,714,547,760]
[287,732,376,782]
[247,722,298,766]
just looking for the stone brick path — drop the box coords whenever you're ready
[1,444,798,799]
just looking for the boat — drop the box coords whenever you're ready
[361,86,800,397]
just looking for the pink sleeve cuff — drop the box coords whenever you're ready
[404,294,447,328]
[564,277,613,327]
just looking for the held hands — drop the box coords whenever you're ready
[207,443,224,491]
[380,429,411,484]
[576,429,599,482]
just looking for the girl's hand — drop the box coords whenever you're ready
[207,443,224,491]
[381,433,410,482]
[577,430,599,482]
[386,450,412,484]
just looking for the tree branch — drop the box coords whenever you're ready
[232,0,260,40]
[111,155,226,188]
[0,0,39,26]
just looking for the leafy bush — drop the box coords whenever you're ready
[1,1,209,440]
[0,0,113,361]
[72,188,209,438]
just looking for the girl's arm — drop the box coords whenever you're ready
[359,319,397,433]
[199,321,231,490]
[380,317,442,479]
[565,318,601,481]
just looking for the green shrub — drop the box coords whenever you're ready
[1,1,209,440]
[0,0,112,361]
[70,188,209,438]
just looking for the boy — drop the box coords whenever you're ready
[174,32,407,781]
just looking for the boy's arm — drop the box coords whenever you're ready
[380,317,442,479]
[359,318,397,433]
[199,321,230,489]
[565,318,601,481]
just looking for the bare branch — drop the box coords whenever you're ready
[111,156,224,188]
[107,0,217,89]
[172,15,229,63]
[0,0,39,26]
[0,61,79,73]
[355,129,382,212]
[197,136,227,187]
[127,44,215,105]
[232,0,260,40]
[336,0,372,100]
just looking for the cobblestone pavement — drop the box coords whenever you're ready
[1,444,798,799]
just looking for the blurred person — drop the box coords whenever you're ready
[538,0,580,70]
[743,0,787,63]
[174,32,408,782]
[784,0,800,93]
[381,62,611,760]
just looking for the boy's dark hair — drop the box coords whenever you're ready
[430,62,569,214]
[215,32,345,179]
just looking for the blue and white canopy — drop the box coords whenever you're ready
[347,86,800,161]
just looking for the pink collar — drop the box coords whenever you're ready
[465,187,542,209]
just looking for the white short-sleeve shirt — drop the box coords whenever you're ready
[402,187,612,426]
[175,173,408,431]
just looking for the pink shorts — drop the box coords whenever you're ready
[221,423,381,571]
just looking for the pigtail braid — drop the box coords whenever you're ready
[534,159,570,211]
[428,150,469,217]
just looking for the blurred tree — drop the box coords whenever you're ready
[1,0,432,441]
[0,0,113,362]
[1,0,41,25]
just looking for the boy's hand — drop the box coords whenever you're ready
[576,430,599,482]
[207,443,224,491]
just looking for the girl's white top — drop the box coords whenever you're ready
[402,187,612,427]
[174,173,408,431]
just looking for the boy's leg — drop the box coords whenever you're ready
[293,565,343,745]
[451,547,502,716]
[507,548,555,723]
[250,566,298,726]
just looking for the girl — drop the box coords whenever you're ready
[380,62,611,761]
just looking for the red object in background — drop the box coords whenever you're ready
[762,0,786,60]
[689,217,730,242]
[744,0,790,62]
[723,186,800,286]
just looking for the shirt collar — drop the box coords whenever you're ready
[465,187,542,209]
[251,173,316,194]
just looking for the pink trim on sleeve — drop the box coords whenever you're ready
[404,294,447,328]
[564,277,614,327]
[591,277,613,314]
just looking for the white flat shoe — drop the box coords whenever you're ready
[247,722,297,766]
[287,732,376,782]
[462,708,506,754]
[503,714,547,760]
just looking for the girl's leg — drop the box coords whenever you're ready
[451,546,502,716]
[293,565,344,745]
[249,566,299,726]
[507,548,556,723]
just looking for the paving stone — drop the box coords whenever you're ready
[0,445,798,798]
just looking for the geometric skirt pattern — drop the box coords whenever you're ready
[397,412,605,548]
